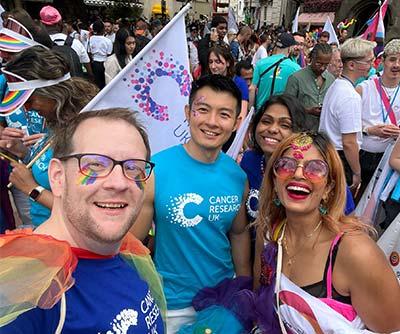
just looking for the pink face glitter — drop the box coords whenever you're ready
[290,134,313,160]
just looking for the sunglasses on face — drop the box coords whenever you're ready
[273,156,329,183]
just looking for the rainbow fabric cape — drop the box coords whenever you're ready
[0,230,166,328]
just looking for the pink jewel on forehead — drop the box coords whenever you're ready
[290,135,313,160]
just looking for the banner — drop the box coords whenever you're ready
[323,16,339,45]
[292,7,300,34]
[378,212,400,281]
[81,4,192,155]
[355,142,395,224]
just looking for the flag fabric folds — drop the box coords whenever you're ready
[227,107,255,160]
[292,7,300,34]
[323,16,339,45]
[361,0,388,42]
[81,4,192,155]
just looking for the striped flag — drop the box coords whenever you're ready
[361,0,388,41]
[81,4,192,154]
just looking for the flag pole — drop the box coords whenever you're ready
[81,2,192,112]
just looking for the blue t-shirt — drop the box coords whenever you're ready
[240,150,264,221]
[3,254,164,334]
[233,75,249,101]
[152,145,247,309]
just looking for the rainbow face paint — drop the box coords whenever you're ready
[77,169,98,186]
[135,179,145,191]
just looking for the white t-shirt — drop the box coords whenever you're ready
[104,32,115,44]
[252,44,268,66]
[319,78,362,150]
[359,78,400,153]
[50,33,90,64]
[89,35,113,62]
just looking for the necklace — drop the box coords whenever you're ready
[260,157,265,175]
[283,220,323,266]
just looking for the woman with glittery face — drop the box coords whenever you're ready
[248,132,400,333]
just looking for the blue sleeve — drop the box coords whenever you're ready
[230,41,239,61]
[1,305,59,334]
[233,76,249,101]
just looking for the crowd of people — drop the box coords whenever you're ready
[0,4,399,334]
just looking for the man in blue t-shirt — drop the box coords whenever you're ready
[1,109,165,333]
[131,75,251,333]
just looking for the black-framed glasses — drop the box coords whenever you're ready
[59,153,155,182]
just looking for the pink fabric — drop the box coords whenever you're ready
[320,297,357,322]
[323,233,357,322]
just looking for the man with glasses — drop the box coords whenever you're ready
[319,38,376,194]
[285,43,335,131]
[1,108,165,333]
[131,75,251,333]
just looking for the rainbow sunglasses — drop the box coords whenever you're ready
[0,69,71,116]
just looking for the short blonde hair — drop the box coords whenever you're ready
[384,39,400,57]
[340,38,376,63]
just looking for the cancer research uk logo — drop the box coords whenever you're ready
[122,49,191,122]
[167,193,241,227]
[102,290,161,334]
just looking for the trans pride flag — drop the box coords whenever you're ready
[81,4,192,154]
[361,0,388,43]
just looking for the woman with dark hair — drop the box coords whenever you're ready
[104,28,136,84]
[0,46,98,227]
[250,132,400,333]
[241,94,306,223]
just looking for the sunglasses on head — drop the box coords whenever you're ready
[273,156,329,183]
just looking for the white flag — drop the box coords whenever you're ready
[292,7,300,33]
[378,213,400,281]
[323,16,340,45]
[228,7,239,33]
[227,107,255,159]
[81,4,192,155]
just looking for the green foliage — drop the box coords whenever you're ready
[104,3,143,21]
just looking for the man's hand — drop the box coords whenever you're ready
[1,127,25,141]
[9,161,37,194]
[0,139,27,158]
[367,124,400,138]
[350,173,362,197]
[22,133,46,147]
